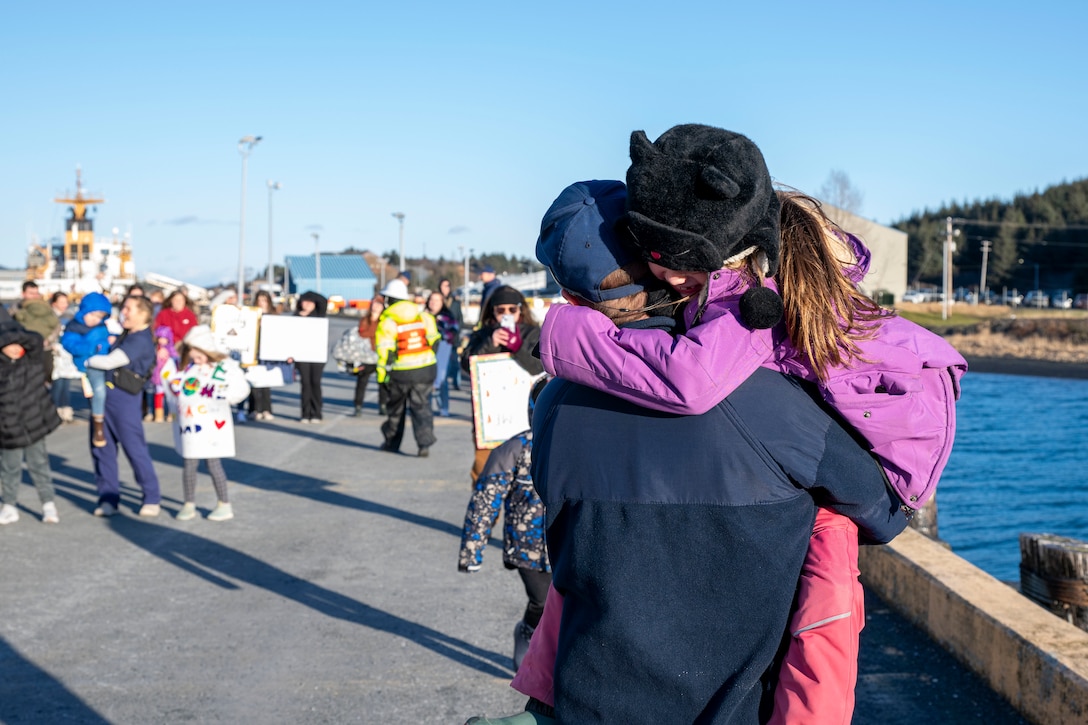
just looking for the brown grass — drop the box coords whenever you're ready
[895,303,1088,363]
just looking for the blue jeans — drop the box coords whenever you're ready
[86,369,107,417]
[51,377,72,409]
[433,341,452,415]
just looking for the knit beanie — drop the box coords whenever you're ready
[183,325,223,355]
[625,124,783,328]
[487,286,524,308]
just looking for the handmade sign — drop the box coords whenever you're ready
[166,360,239,459]
[469,353,546,449]
[244,364,287,388]
[258,316,329,363]
[211,305,261,365]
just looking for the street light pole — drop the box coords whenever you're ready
[237,135,262,306]
[392,212,405,272]
[267,181,281,291]
[464,247,472,313]
[313,232,321,294]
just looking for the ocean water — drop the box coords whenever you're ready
[938,371,1088,583]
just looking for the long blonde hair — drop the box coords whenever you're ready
[775,190,889,380]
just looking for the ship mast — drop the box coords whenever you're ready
[54,166,105,278]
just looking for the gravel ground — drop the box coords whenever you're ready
[0,319,1029,724]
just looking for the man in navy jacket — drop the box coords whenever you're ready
[528,181,906,723]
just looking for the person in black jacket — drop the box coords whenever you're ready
[460,286,544,483]
[0,308,61,525]
[294,291,328,423]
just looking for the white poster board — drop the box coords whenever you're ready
[257,316,329,363]
[469,353,545,449]
[244,364,287,388]
[211,305,261,365]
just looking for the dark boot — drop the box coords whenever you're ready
[92,415,107,448]
[513,619,535,672]
[465,704,555,725]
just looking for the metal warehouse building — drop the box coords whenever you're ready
[285,254,377,302]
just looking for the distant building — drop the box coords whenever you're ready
[823,204,908,303]
[285,254,376,303]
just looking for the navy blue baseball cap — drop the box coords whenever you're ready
[535,180,647,303]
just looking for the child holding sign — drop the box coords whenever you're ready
[167,325,250,522]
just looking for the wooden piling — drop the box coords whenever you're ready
[1019,533,1088,631]
[909,496,938,539]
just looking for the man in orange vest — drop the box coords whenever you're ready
[375,279,440,456]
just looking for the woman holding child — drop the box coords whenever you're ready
[85,295,162,518]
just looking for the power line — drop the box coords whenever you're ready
[950,217,1088,231]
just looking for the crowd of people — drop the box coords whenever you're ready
[0,270,488,525]
[1,122,969,723]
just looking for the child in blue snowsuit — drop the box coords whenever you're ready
[60,292,113,447]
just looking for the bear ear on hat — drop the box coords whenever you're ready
[629,130,656,163]
[698,166,741,200]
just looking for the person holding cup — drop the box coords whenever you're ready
[460,286,543,483]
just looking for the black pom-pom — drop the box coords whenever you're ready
[739,286,783,329]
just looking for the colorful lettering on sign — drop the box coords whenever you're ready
[200,384,216,398]
[214,420,226,429]
[182,424,204,434]
[183,378,200,396]
[211,364,227,382]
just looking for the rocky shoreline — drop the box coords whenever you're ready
[959,355,1088,380]
[943,324,1088,379]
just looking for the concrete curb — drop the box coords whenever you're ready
[859,528,1088,725]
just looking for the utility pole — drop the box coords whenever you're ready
[979,240,991,305]
[942,217,959,320]
[462,247,472,313]
[943,217,952,320]
[392,212,406,272]
[312,232,321,294]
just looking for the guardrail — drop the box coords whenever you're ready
[860,528,1088,724]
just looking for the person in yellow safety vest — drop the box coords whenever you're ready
[375,279,440,457]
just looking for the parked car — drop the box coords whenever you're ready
[1051,290,1073,309]
[1022,290,1049,309]
[901,290,929,303]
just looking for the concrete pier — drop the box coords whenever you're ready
[0,345,1034,723]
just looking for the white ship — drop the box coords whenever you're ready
[26,167,136,297]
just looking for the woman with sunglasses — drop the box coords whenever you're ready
[461,286,544,483]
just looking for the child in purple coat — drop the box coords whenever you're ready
[514,126,966,724]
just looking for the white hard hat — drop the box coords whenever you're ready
[380,279,410,300]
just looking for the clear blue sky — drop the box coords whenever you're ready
[2,1,1085,286]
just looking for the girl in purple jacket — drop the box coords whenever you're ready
[515,125,967,724]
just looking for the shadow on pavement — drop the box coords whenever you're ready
[144,442,490,546]
[100,514,514,678]
[0,637,111,724]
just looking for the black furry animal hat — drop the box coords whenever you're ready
[624,124,783,328]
